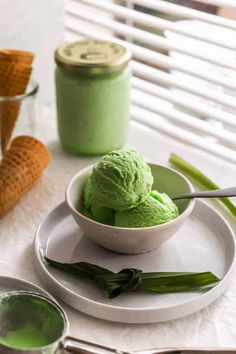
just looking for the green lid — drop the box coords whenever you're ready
[55,39,131,75]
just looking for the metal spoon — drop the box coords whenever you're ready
[172,186,236,201]
[64,339,236,354]
[135,348,236,353]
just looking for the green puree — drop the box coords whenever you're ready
[0,293,64,350]
[0,323,49,349]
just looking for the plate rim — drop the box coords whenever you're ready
[34,200,236,323]
[0,275,53,299]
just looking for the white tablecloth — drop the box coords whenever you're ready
[1,115,236,352]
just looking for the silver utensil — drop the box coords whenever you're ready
[172,186,236,201]
[63,339,236,354]
[2,292,236,354]
[136,348,236,353]
[65,341,236,354]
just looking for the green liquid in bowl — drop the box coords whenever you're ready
[0,323,49,349]
[0,292,65,349]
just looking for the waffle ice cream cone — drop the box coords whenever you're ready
[0,136,50,217]
[11,135,47,156]
[0,60,32,96]
[0,50,33,153]
[0,49,34,65]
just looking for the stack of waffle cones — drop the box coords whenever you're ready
[0,49,34,154]
[0,135,50,217]
[0,50,51,216]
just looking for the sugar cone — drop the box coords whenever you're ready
[0,58,32,153]
[0,49,34,65]
[0,136,50,217]
[0,60,32,96]
[11,135,48,157]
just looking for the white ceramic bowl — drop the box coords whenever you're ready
[66,163,195,254]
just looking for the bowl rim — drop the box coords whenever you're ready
[65,163,196,231]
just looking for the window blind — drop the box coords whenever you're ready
[65,0,236,164]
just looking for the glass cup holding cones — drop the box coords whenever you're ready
[0,80,38,156]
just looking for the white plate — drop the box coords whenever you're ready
[35,201,235,324]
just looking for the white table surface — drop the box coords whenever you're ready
[1,116,236,352]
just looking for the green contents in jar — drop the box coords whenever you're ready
[55,40,132,156]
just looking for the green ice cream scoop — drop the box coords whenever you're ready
[115,190,179,228]
[90,149,153,211]
[84,178,115,225]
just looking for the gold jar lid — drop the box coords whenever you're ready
[55,39,131,75]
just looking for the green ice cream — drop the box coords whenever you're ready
[84,178,115,225]
[90,149,153,211]
[115,190,179,228]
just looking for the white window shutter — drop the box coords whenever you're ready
[65,0,236,163]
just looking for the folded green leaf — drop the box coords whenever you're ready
[45,257,113,279]
[45,258,220,299]
[140,271,219,293]
[169,153,236,219]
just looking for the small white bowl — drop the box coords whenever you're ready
[66,163,195,254]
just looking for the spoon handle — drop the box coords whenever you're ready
[136,347,236,353]
[172,187,236,201]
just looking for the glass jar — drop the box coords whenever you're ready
[55,40,131,156]
[0,80,38,155]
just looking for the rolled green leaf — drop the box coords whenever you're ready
[169,153,236,219]
[45,258,220,299]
